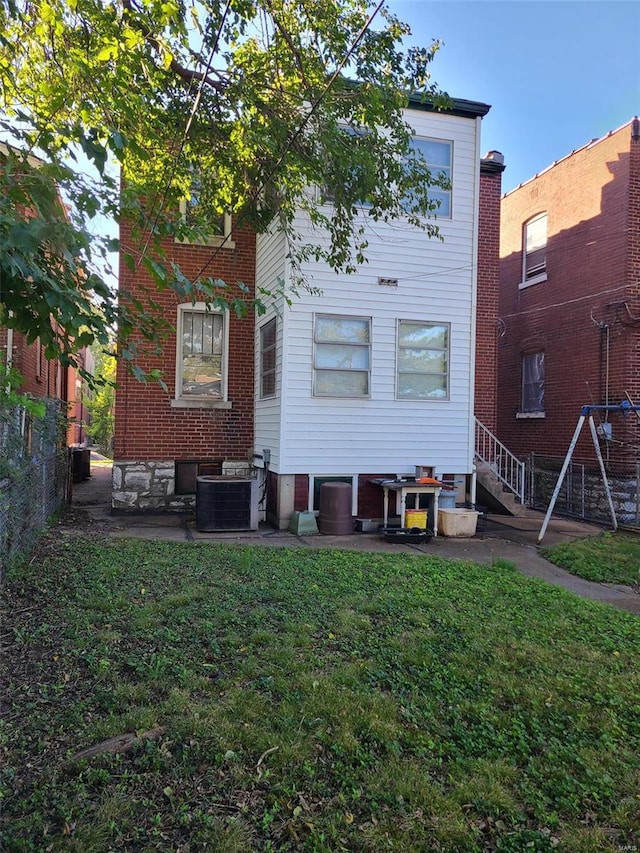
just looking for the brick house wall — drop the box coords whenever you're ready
[475,152,505,433]
[1,330,53,397]
[626,120,640,430]
[498,120,640,466]
[0,328,89,446]
[1,146,91,446]
[114,219,257,510]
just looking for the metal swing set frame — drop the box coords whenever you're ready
[538,400,640,542]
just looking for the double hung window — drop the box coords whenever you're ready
[405,138,453,218]
[177,179,234,247]
[259,318,277,399]
[521,351,545,414]
[397,321,449,400]
[176,304,226,400]
[523,213,547,283]
[314,315,371,397]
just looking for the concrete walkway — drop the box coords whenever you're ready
[70,457,640,616]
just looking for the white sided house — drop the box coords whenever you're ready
[254,96,493,529]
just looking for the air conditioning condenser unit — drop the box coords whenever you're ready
[195,476,259,532]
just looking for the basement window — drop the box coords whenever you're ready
[309,475,357,515]
[175,460,222,495]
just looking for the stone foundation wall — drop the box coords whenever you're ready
[529,457,640,525]
[112,460,183,511]
[112,459,256,511]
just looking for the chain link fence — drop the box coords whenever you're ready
[527,453,640,528]
[0,398,70,573]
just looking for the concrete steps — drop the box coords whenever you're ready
[475,459,528,517]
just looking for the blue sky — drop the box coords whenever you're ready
[391,0,639,192]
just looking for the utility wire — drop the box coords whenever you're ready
[191,0,387,284]
[499,283,630,320]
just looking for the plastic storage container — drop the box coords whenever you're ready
[438,491,457,509]
[438,508,479,537]
[405,509,428,529]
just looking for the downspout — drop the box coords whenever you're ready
[468,116,481,475]
[604,323,610,463]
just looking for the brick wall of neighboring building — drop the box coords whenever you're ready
[2,330,52,397]
[475,154,505,433]
[114,220,257,509]
[626,121,640,421]
[498,120,640,465]
[0,328,81,433]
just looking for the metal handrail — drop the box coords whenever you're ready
[474,418,525,504]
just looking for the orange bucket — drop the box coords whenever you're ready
[405,509,427,529]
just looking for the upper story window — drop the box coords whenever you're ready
[259,317,277,399]
[397,321,450,400]
[313,315,371,397]
[319,127,373,209]
[176,180,235,248]
[522,213,547,285]
[176,303,227,402]
[406,138,453,218]
[519,351,545,416]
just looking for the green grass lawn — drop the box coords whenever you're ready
[1,535,638,852]
[543,532,640,587]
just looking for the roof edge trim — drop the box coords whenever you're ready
[407,94,491,119]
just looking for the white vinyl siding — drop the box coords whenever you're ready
[254,108,481,477]
[254,229,287,468]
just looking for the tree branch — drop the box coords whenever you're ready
[120,0,226,93]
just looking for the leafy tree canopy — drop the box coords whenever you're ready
[0,0,447,366]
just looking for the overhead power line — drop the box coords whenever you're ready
[191,0,387,284]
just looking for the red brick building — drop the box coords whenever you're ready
[113,218,257,509]
[1,141,94,447]
[498,118,640,467]
[0,327,93,447]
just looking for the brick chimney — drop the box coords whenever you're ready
[475,151,506,433]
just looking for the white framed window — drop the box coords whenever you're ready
[259,317,277,399]
[317,126,373,209]
[174,303,229,404]
[397,321,450,400]
[313,315,371,397]
[521,213,547,286]
[519,351,545,416]
[176,183,235,248]
[405,138,453,218]
[309,474,358,515]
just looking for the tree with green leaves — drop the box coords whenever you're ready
[85,342,116,455]
[1,0,447,368]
